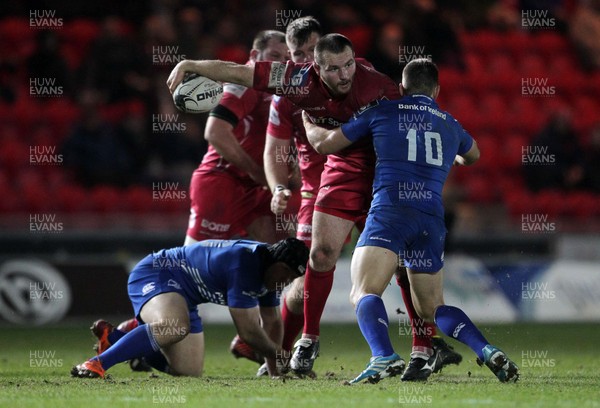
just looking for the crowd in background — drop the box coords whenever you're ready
[0,0,599,197]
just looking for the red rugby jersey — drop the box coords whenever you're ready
[198,81,272,181]
[254,59,400,174]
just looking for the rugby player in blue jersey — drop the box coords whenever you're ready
[303,58,519,384]
[71,238,308,379]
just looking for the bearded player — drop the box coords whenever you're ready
[167,33,461,380]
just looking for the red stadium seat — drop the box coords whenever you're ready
[55,183,90,213]
[124,186,154,213]
[533,31,569,59]
[90,186,123,213]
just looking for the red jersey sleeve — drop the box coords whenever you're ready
[209,83,259,127]
[266,96,293,140]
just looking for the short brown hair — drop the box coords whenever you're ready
[252,30,286,51]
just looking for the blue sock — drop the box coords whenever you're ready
[356,294,395,357]
[92,324,161,370]
[108,329,126,345]
[434,305,489,360]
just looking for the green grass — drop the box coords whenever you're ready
[0,322,598,407]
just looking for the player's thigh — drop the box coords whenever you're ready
[310,211,355,258]
[140,292,190,328]
[162,331,205,377]
[406,269,444,321]
[350,245,398,304]
[246,215,276,243]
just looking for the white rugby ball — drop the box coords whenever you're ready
[173,74,223,113]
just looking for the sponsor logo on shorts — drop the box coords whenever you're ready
[297,223,312,234]
[370,236,392,243]
[142,282,156,296]
[168,279,182,290]
[200,219,230,232]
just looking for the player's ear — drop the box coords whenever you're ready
[399,83,405,96]
[433,84,440,99]
[249,49,259,62]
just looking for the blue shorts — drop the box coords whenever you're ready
[356,206,446,273]
[127,255,204,333]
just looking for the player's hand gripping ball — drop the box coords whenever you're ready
[173,74,223,113]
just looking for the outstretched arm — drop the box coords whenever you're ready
[229,306,282,377]
[302,111,353,154]
[167,60,254,93]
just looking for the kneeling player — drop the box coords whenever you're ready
[71,238,309,379]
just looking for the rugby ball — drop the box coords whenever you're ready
[173,74,223,113]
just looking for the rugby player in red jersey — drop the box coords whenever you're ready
[185,30,289,246]
[167,33,462,379]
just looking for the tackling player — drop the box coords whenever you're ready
[303,58,519,384]
[166,33,461,379]
[71,238,309,379]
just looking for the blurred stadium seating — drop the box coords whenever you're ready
[0,3,598,234]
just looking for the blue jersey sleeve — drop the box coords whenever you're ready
[454,119,474,155]
[340,109,374,142]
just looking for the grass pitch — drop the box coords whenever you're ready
[0,322,598,408]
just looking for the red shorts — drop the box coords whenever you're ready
[314,163,373,223]
[186,170,272,240]
[295,196,316,247]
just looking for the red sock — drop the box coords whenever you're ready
[302,265,335,338]
[396,272,435,352]
[281,296,304,351]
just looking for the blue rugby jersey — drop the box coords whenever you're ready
[152,239,278,308]
[341,95,474,218]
